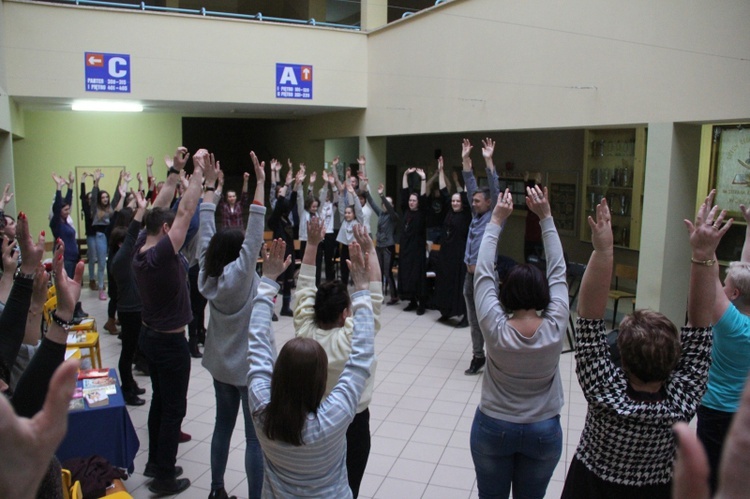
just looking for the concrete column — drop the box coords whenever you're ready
[637,123,702,325]
[361,0,387,31]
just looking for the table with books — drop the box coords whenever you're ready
[55,368,140,473]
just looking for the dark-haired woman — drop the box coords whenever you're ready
[249,238,375,498]
[49,173,79,278]
[198,154,266,499]
[398,167,428,314]
[91,169,113,300]
[470,186,568,499]
[433,161,471,325]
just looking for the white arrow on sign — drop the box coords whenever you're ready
[88,55,102,65]
[302,67,310,79]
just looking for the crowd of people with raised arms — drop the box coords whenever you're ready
[2,139,750,499]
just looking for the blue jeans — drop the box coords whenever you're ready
[470,408,562,499]
[86,235,97,280]
[211,379,263,498]
[93,231,107,289]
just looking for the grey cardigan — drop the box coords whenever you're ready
[198,201,268,387]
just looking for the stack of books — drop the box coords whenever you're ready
[72,368,117,409]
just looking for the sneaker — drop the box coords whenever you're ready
[144,464,183,478]
[464,356,486,376]
[148,478,191,495]
[208,488,237,499]
[179,431,192,443]
[98,289,107,301]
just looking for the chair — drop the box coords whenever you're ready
[44,296,102,368]
[608,264,638,328]
[61,469,72,499]
[70,481,83,499]
[564,262,587,353]
[47,284,56,300]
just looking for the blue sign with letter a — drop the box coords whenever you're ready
[276,63,313,100]
[85,52,131,93]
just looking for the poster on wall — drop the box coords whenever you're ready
[84,52,130,93]
[275,63,313,100]
[713,126,750,218]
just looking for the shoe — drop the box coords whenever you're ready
[179,431,192,443]
[189,340,203,359]
[128,385,146,395]
[280,308,293,317]
[438,314,451,323]
[387,298,400,305]
[89,279,98,291]
[123,393,146,406]
[197,327,206,346]
[456,317,469,328]
[144,464,183,478]
[98,289,107,301]
[148,478,191,495]
[73,302,88,319]
[404,301,418,312]
[464,356,486,376]
[272,313,279,322]
[416,305,425,316]
[104,317,118,335]
[208,488,237,499]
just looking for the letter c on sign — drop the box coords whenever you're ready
[108,57,128,78]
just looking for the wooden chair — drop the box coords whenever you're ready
[564,262,587,353]
[61,469,72,499]
[608,264,638,328]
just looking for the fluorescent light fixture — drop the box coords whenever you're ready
[72,100,143,112]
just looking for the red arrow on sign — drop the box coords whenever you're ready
[86,54,104,67]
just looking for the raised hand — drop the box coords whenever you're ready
[461,139,473,160]
[684,189,731,259]
[309,171,317,185]
[347,241,370,292]
[332,156,340,167]
[322,170,329,184]
[250,152,265,183]
[378,183,384,196]
[588,198,613,252]
[93,169,103,181]
[416,168,426,180]
[0,184,14,210]
[1,237,18,276]
[357,155,366,167]
[16,212,45,273]
[52,241,83,320]
[164,154,174,169]
[740,203,750,225]
[491,189,514,226]
[204,156,220,186]
[136,172,143,183]
[306,217,326,247]
[67,171,75,186]
[191,149,210,175]
[123,171,133,183]
[146,156,154,168]
[262,239,292,281]
[173,146,190,171]
[133,189,148,211]
[437,156,444,171]
[526,185,551,219]
[352,224,374,253]
[481,138,495,159]
[51,173,66,190]
[31,264,50,309]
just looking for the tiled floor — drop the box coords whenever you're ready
[82,286,586,499]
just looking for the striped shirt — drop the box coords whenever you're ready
[248,277,374,498]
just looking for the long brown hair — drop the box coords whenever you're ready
[258,337,328,446]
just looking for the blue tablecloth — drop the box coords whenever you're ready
[56,369,140,473]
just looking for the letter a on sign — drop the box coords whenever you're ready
[279,67,298,85]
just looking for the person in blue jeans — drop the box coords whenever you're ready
[197,152,266,499]
[471,186,567,498]
[90,168,113,300]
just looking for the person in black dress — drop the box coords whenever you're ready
[268,178,298,317]
[398,167,428,315]
[434,160,471,326]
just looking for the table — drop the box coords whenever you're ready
[56,369,140,473]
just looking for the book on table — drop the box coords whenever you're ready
[82,377,117,395]
[83,389,109,408]
[78,368,110,380]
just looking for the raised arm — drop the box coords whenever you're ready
[402,168,414,190]
[235,154,266,273]
[437,157,447,191]
[417,168,427,196]
[461,140,478,211]
[0,238,18,306]
[350,182,365,223]
[578,200,614,319]
[685,190,731,328]
[452,171,463,193]
[482,138,501,204]
[364,189,382,217]
[0,184,14,214]
[166,149,204,252]
[474,190,513,332]
[152,147,189,209]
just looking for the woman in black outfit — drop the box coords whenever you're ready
[268,182,297,317]
[434,163,471,326]
[398,167,428,315]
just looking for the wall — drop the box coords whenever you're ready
[12,110,181,237]
[365,0,750,136]
[3,1,368,109]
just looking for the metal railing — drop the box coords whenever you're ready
[35,0,362,30]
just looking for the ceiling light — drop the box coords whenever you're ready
[72,100,143,112]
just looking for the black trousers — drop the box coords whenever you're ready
[697,404,734,493]
[187,264,207,342]
[117,310,142,393]
[346,408,371,498]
